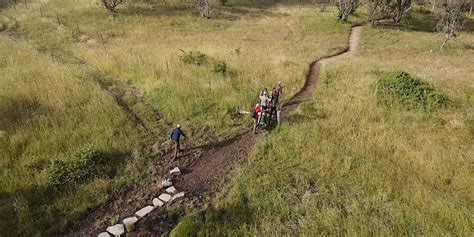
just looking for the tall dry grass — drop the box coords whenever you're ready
[172,10,473,236]
[0,34,144,234]
[0,0,359,234]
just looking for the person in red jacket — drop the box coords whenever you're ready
[252,103,262,134]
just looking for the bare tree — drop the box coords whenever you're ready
[368,0,412,25]
[469,0,473,15]
[195,0,211,18]
[393,0,412,23]
[435,0,466,49]
[101,0,125,12]
[336,0,359,21]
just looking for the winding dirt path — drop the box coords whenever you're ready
[177,25,363,199]
[67,25,362,236]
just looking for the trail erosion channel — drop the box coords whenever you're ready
[68,25,362,237]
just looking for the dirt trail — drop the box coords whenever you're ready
[67,26,362,236]
[175,25,363,207]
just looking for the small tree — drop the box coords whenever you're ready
[368,0,412,25]
[393,0,412,23]
[195,0,211,18]
[435,0,466,49]
[336,0,359,21]
[101,0,125,12]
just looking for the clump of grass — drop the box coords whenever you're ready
[374,71,449,111]
[212,60,228,75]
[46,145,103,191]
[180,50,208,65]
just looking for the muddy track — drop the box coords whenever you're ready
[66,26,362,236]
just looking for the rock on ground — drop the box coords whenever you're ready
[135,205,155,218]
[158,193,172,202]
[106,224,125,236]
[98,232,111,237]
[162,179,172,188]
[153,198,164,207]
[166,186,177,194]
[122,216,138,232]
[172,192,185,201]
[170,167,181,176]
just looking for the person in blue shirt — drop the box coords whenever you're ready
[170,124,186,159]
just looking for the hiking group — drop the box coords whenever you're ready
[251,81,283,134]
[169,81,282,159]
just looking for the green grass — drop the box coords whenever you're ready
[1,0,359,141]
[172,10,474,236]
[0,0,360,235]
[0,34,145,235]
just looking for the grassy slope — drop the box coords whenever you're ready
[0,0,357,235]
[4,0,355,140]
[173,10,474,236]
[0,34,144,235]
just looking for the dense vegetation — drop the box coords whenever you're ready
[374,71,449,111]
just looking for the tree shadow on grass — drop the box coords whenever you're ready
[374,8,474,33]
[402,9,438,32]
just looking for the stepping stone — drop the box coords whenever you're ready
[122,216,138,233]
[166,186,177,194]
[135,205,155,218]
[98,232,111,237]
[158,193,172,202]
[162,179,172,188]
[170,167,181,176]
[153,198,164,207]
[106,224,125,236]
[172,192,185,201]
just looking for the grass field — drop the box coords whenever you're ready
[0,0,362,235]
[0,34,145,235]
[172,9,474,236]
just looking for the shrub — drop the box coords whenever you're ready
[46,145,103,191]
[212,60,228,75]
[180,50,208,65]
[374,71,449,111]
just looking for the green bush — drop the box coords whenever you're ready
[180,50,208,65]
[212,60,228,75]
[46,145,103,191]
[374,71,449,111]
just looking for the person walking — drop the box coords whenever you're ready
[170,124,186,159]
[272,81,283,105]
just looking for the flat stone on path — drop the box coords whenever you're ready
[98,232,111,237]
[162,179,172,188]
[153,198,164,207]
[106,224,125,236]
[170,167,181,176]
[135,205,155,218]
[172,192,185,201]
[158,193,172,202]
[166,186,177,194]
[122,216,138,232]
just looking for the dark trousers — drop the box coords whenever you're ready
[172,140,180,158]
